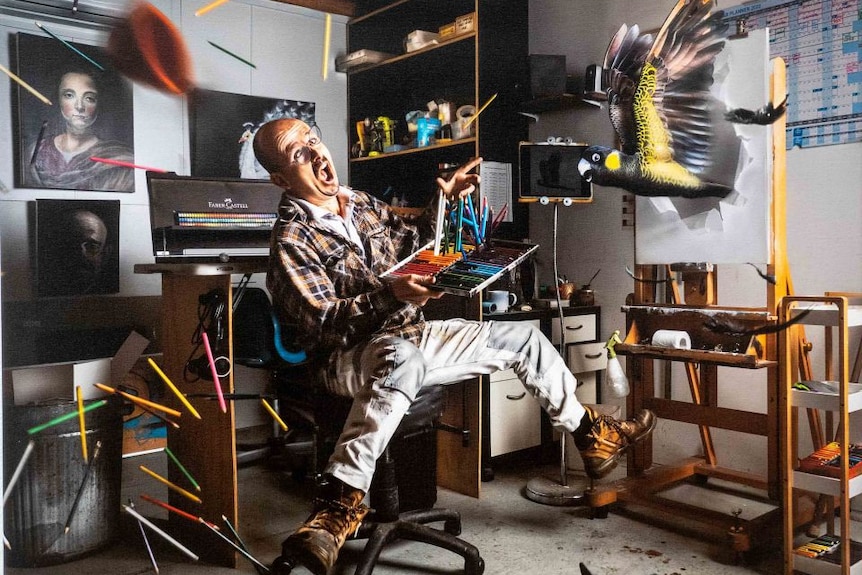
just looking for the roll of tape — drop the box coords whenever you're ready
[456,105,476,120]
[482,301,498,314]
[651,329,691,349]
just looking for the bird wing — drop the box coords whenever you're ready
[603,24,653,156]
[637,0,728,175]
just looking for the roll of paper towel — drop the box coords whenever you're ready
[651,329,691,349]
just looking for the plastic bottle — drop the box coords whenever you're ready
[605,330,630,397]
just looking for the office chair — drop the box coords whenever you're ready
[233,289,483,574]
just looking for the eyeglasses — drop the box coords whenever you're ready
[288,123,323,166]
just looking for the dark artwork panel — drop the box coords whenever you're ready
[12,33,135,192]
[190,89,315,179]
[36,199,121,297]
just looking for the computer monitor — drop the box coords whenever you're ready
[518,141,593,203]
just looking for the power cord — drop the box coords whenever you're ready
[184,288,232,382]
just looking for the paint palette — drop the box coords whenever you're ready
[384,240,539,296]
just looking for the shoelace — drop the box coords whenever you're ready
[590,415,632,446]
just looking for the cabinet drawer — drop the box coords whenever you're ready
[567,341,607,374]
[489,376,541,457]
[551,314,597,345]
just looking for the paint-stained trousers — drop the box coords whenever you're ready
[322,318,586,492]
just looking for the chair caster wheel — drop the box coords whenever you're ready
[271,555,296,574]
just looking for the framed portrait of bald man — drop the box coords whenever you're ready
[35,199,121,297]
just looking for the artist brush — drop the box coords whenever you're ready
[34,22,104,70]
[139,465,203,504]
[129,499,159,574]
[76,385,88,462]
[148,358,202,419]
[199,518,271,573]
[201,332,227,413]
[164,446,201,492]
[27,400,107,435]
[94,383,183,419]
[139,494,217,529]
[3,440,34,506]
[30,120,47,165]
[261,398,289,432]
[122,504,199,561]
[64,440,101,534]
[0,63,51,105]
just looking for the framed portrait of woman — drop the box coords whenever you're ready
[12,32,135,192]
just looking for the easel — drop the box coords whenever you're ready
[584,58,796,558]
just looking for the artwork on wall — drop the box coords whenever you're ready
[35,199,121,297]
[12,32,135,192]
[190,88,315,179]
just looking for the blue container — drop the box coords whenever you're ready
[416,117,441,147]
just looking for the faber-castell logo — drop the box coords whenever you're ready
[208,198,250,210]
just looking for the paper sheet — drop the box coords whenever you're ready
[480,161,512,223]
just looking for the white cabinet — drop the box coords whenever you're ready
[567,341,606,405]
[781,294,862,575]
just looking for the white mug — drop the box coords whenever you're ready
[487,290,517,313]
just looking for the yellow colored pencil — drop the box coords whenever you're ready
[147,358,202,419]
[0,63,52,105]
[76,385,88,462]
[195,0,230,16]
[463,92,498,128]
[93,382,183,419]
[322,13,331,80]
[139,465,202,504]
[260,398,288,431]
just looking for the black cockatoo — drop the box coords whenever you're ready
[577,0,784,199]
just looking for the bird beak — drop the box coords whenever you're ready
[578,157,593,182]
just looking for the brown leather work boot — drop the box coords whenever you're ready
[574,406,656,479]
[280,477,369,575]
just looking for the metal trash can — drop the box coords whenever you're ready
[3,396,123,567]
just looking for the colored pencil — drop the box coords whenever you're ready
[94,382,183,418]
[322,13,331,80]
[139,465,202,504]
[455,198,464,252]
[207,41,256,69]
[199,518,271,572]
[201,331,227,413]
[0,63,52,105]
[164,446,201,492]
[34,22,104,70]
[76,385,88,462]
[64,440,101,534]
[90,156,167,172]
[140,494,217,529]
[195,0,230,16]
[147,358,202,420]
[30,120,47,165]
[123,504,199,561]
[260,398,288,431]
[27,400,107,435]
[138,404,180,429]
[129,500,159,574]
[3,440,35,506]
[462,93,497,128]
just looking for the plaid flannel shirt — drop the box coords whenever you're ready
[267,187,435,360]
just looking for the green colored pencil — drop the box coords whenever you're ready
[27,400,107,435]
[164,446,201,492]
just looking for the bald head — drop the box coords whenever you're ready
[253,118,308,175]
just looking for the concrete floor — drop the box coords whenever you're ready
[3,448,792,575]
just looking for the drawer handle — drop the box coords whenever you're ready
[585,352,603,359]
[506,392,527,401]
[565,324,584,331]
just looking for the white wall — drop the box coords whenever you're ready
[0,0,348,301]
[528,0,862,476]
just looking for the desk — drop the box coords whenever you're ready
[135,261,266,567]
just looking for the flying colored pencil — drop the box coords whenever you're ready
[207,41,256,69]
[164,446,201,492]
[147,358,202,419]
[3,440,35,506]
[0,63,52,105]
[123,504,199,561]
[76,385,88,462]
[64,440,101,534]
[129,500,159,574]
[140,494,217,529]
[462,93,497,128]
[201,331,227,413]
[27,400,107,435]
[195,0,230,16]
[322,12,331,80]
[137,403,180,429]
[30,120,47,165]
[139,465,202,504]
[260,398,288,431]
[90,156,167,172]
[94,383,183,418]
[34,22,105,70]
[199,518,271,573]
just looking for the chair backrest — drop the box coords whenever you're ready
[233,287,307,368]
